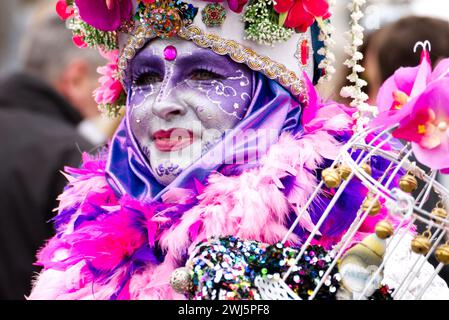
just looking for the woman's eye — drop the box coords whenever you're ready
[190,69,224,81]
[133,72,163,87]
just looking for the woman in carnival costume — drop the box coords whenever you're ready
[29,0,449,300]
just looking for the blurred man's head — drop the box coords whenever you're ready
[20,1,104,119]
[364,16,449,101]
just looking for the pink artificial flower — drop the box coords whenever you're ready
[56,0,75,20]
[227,0,248,13]
[371,50,449,130]
[370,50,432,130]
[370,48,449,172]
[74,0,133,31]
[94,50,124,106]
[392,79,449,171]
[72,34,88,48]
[202,0,248,13]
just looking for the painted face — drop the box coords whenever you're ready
[126,38,253,186]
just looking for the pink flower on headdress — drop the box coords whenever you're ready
[94,50,124,106]
[202,0,248,13]
[274,0,331,32]
[56,0,75,20]
[72,34,88,48]
[74,0,133,31]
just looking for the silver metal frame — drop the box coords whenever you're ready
[276,126,449,300]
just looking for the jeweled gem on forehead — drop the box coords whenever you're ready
[163,45,177,61]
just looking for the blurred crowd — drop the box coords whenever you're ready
[0,0,448,299]
[0,0,122,300]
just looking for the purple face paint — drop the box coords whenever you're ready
[125,38,254,185]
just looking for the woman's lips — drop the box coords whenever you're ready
[152,128,194,152]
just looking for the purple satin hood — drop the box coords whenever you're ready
[105,72,303,202]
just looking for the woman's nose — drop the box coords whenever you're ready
[151,100,187,121]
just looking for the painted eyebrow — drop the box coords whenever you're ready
[130,53,165,73]
[176,50,236,71]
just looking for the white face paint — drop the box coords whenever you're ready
[126,38,253,185]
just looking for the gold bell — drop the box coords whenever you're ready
[399,174,418,193]
[375,220,394,239]
[322,167,342,189]
[169,267,192,294]
[411,231,431,255]
[435,244,449,265]
[338,165,352,180]
[431,206,448,223]
[361,163,372,176]
[361,196,381,216]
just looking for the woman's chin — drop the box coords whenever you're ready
[148,144,198,186]
[148,137,219,186]
[154,173,179,186]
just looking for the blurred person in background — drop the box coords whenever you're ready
[361,15,449,284]
[0,1,106,299]
[0,0,13,71]
[364,15,449,102]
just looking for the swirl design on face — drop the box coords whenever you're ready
[125,38,254,186]
[155,163,182,177]
[185,69,251,120]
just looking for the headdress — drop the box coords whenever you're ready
[56,0,336,115]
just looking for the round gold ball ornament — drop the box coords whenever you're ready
[322,167,342,189]
[411,231,432,255]
[435,243,449,265]
[431,205,448,223]
[399,174,418,193]
[361,196,381,216]
[338,165,352,180]
[375,220,394,239]
[169,267,192,294]
[361,163,372,176]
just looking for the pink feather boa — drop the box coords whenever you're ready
[28,101,403,300]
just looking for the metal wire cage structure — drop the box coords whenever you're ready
[169,5,449,302]
[254,125,449,300]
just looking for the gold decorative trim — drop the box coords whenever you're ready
[118,24,308,104]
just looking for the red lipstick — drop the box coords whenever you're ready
[152,128,194,152]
